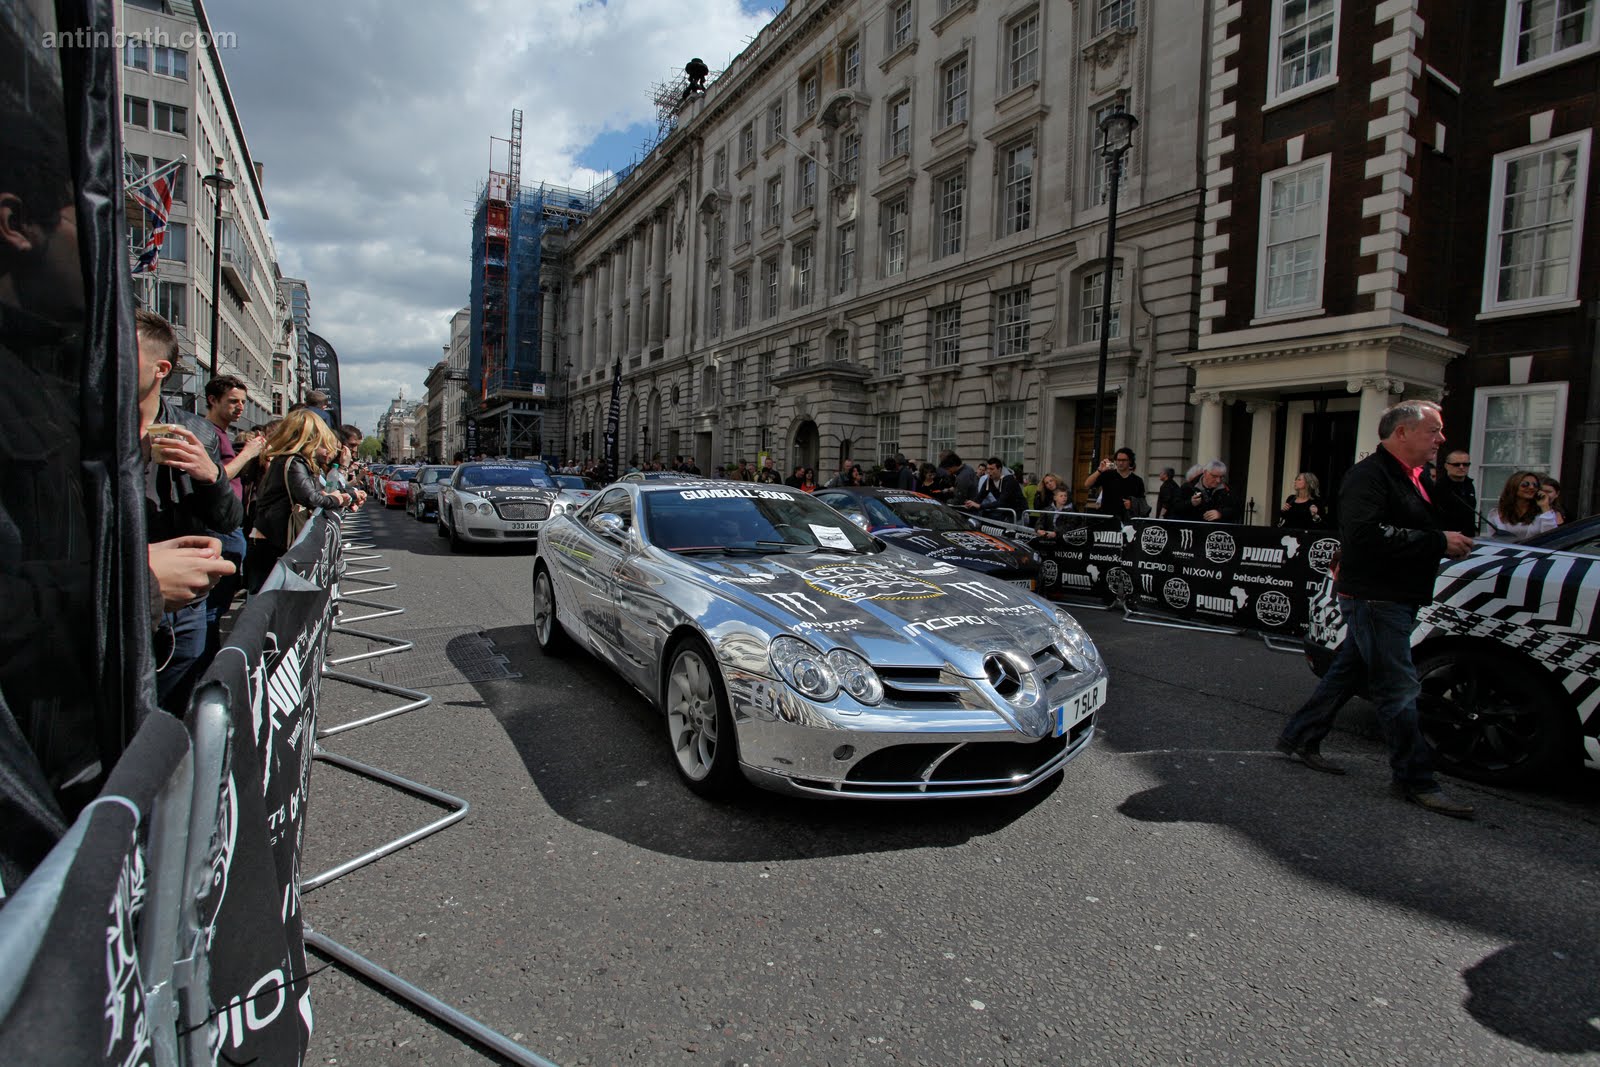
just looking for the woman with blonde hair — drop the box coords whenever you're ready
[1278,471,1327,529]
[1487,470,1560,542]
[245,409,350,592]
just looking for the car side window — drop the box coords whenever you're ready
[587,488,633,534]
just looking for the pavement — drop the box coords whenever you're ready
[303,502,1600,1066]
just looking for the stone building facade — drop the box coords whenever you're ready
[562,0,1208,499]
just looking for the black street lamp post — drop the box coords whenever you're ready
[201,164,235,379]
[1090,110,1138,470]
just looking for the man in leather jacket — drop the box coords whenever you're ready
[1168,460,1239,522]
[1276,399,1477,818]
[137,310,239,712]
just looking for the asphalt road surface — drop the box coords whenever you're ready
[303,504,1600,1066]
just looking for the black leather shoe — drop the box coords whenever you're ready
[1392,784,1475,819]
[1275,738,1347,775]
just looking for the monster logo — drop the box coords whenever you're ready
[1140,525,1168,556]
[1205,530,1237,564]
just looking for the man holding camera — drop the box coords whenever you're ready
[1168,460,1239,523]
[1083,447,1147,519]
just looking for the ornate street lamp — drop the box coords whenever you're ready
[1090,110,1138,469]
[200,164,235,378]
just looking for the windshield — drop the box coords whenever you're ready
[419,467,451,485]
[1522,515,1600,556]
[390,467,418,481]
[458,464,555,489]
[554,475,595,490]
[643,486,878,554]
[879,494,976,532]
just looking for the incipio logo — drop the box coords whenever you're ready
[1309,538,1340,575]
[1140,526,1168,556]
[1205,530,1237,563]
[1163,578,1191,609]
[1255,590,1293,627]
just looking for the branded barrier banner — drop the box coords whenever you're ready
[1036,517,1340,635]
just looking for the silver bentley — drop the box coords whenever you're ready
[531,480,1107,799]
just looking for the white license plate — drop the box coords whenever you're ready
[1054,680,1106,736]
[1009,579,1035,591]
[507,521,541,531]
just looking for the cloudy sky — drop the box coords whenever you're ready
[207,0,778,439]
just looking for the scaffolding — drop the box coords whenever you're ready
[469,109,606,458]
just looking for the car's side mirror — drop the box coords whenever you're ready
[592,512,627,539]
[844,511,870,531]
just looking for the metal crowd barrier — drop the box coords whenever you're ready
[303,507,556,1067]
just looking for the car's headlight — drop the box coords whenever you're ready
[826,648,883,705]
[770,636,838,702]
[1052,609,1102,673]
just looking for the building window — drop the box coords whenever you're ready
[837,223,856,290]
[728,427,743,464]
[839,130,861,183]
[940,55,969,127]
[124,40,148,69]
[155,279,186,327]
[800,71,819,120]
[1096,0,1136,33]
[1482,131,1590,313]
[794,240,814,305]
[153,101,187,135]
[888,95,912,158]
[734,357,747,401]
[932,303,961,366]
[842,37,861,87]
[756,351,773,393]
[937,169,966,258]
[738,194,753,244]
[708,283,722,338]
[1079,265,1123,343]
[662,281,672,338]
[763,256,780,317]
[990,402,1026,471]
[791,341,812,371]
[1503,0,1598,76]
[767,98,785,146]
[831,332,851,362]
[1472,384,1568,492]
[995,288,1031,357]
[713,146,728,187]
[153,46,188,79]
[798,156,817,209]
[883,195,908,276]
[123,95,149,127]
[1001,139,1034,235]
[1090,94,1131,205]
[878,318,904,375]
[734,270,751,328]
[711,213,726,262]
[165,222,188,263]
[878,414,901,460]
[765,175,783,227]
[891,0,914,50]
[1007,9,1041,90]
[1269,0,1338,103]
[1257,157,1329,316]
[740,122,756,168]
[154,158,186,202]
[928,407,956,459]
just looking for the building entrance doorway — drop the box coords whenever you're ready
[794,420,819,473]
[1299,407,1359,514]
[1071,399,1116,508]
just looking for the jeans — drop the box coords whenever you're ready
[155,601,207,714]
[204,527,248,662]
[1279,598,1436,792]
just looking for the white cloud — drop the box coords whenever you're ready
[208,0,772,440]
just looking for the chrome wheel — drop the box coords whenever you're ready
[667,648,719,781]
[531,567,567,652]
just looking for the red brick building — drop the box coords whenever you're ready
[1186,0,1597,521]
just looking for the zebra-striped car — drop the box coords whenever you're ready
[1306,517,1600,786]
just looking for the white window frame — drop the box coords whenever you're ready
[713,146,728,187]
[1095,0,1136,34]
[767,98,785,146]
[932,303,962,366]
[1090,94,1131,206]
[839,130,861,183]
[763,256,780,317]
[878,318,904,376]
[800,71,820,119]
[989,402,1026,470]
[831,332,851,362]
[765,175,783,228]
[928,407,956,459]
[1500,0,1600,81]
[1001,138,1034,235]
[878,413,901,461]
[152,45,188,80]
[891,0,915,51]
[837,222,856,291]
[733,269,751,328]
[797,156,817,209]
[1254,155,1331,319]
[843,37,862,87]
[708,282,722,338]
[1469,382,1569,489]
[995,288,1031,357]
[1007,9,1041,91]
[794,240,814,305]
[738,194,753,244]
[888,95,912,159]
[1267,0,1340,108]
[937,168,966,258]
[1480,130,1590,315]
[940,54,970,128]
[883,195,908,276]
[739,122,756,168]
[1079,264,1124,344]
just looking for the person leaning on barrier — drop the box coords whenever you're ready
[1168,460,1239,523]
[1276,399,1477,819]
[1033,485,1076,539]
[245,409,351,594]
[971,457,1026,519]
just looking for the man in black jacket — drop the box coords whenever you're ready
[1168,460,1239,522]
[973,457,1026,519]
[1276,399,1476,818]
[137,310,240,712]
[1436,448,1479,536]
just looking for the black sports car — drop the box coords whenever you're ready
[814,487,1040,591]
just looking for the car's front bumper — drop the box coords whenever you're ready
[452,515,545,542]
[724,663,1105,799]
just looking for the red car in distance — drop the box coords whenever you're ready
[382,467,418,508]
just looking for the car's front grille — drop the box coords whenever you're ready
[1032,643,1078,688]
[495,501,549,521]
[876,666,967,707]
[817,715,1094,796]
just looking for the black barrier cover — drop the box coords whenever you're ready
[189,511,339,1063]
[1030,512,1132,603]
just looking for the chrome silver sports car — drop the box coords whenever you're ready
[531,480,1106,799]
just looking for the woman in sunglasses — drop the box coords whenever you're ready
[1486,470,1562,541]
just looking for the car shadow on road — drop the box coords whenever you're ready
[462,624,1056,862]
[1106,705,1600,1055]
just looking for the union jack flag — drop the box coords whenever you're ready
[129,167,175,274]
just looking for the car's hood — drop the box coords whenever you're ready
[876,526,1038,572]
[674,547,1058,670]
[556,488,598,507]
[457,485,559,503]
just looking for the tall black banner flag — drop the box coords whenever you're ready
[603,357,622,482]
[307,332,343,426]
